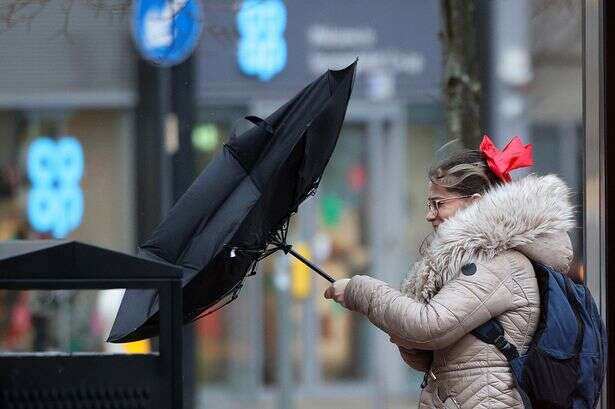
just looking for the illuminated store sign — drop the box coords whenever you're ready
[27,137,84,238]
[237,0,287,81]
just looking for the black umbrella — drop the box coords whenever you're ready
[108,60,356,343]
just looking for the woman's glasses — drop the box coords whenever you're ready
[424,194,478,215]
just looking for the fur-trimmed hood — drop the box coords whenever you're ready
[401,174,576,303]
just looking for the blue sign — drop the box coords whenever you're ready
[237,0,287,81]
[132,0,203,67]
[27,137,84,239]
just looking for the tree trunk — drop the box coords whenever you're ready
[440,0,482,148]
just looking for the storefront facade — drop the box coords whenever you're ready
[0,1,137,252]
[0,1,609,408]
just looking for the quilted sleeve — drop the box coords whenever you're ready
[397,346,432,372]
[344,255,523,350]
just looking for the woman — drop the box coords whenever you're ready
[324,136,576,408]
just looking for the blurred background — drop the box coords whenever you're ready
[0,1,586,408]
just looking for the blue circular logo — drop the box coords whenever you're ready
[132,0,204,67]
[27,136,85,239]
[237,0,287,81]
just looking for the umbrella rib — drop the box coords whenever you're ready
[188,281,245,322]
[224,144,263,193]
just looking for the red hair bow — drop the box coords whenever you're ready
[479,135,533,183]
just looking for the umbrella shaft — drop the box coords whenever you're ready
[286,248,335,283]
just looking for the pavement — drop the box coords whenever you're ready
[198,388,420,409]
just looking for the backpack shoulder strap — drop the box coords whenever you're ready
[472,319,520,361]
[472,320,533,408]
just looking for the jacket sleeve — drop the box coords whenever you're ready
[344,255,525,350]
[397,346,433,372]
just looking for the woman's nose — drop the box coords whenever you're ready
[425,209,436,222]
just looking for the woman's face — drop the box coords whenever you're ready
[425,182,478,230]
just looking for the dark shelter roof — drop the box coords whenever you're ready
[0,240,181,281]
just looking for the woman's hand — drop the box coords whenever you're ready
[323,278,351,308]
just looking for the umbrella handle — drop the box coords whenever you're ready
[286,247,335,283]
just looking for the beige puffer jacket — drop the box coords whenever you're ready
[344,175,575,409]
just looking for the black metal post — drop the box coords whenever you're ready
[158,280,184,409]
[172,56,196,198]
[172,55,196,409]
[135,55,177,403]
[135,58,172,244]
[135,53,197,408]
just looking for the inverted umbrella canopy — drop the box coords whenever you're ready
[108,60,356,343]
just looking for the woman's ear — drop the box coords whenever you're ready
[471,193,482,202]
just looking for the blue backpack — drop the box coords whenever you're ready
[472,261,607,409]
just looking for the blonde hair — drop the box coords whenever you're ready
[429,150,501,195]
